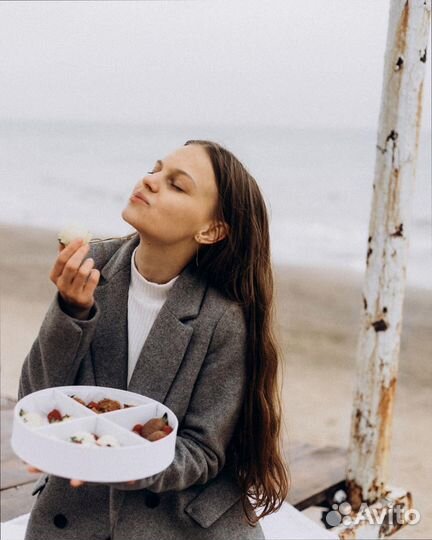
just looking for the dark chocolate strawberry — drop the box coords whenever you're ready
[96,399,121,413]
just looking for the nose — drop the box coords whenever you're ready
[142,174,160,193]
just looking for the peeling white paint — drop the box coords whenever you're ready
[346,0,431,510]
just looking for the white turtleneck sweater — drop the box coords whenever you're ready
[127,247,179,385]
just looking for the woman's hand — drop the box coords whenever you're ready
[25,464,137,488]
[49,238,100,320]
[26,464,85,488]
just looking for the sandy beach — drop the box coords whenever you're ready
[1,222,431,538]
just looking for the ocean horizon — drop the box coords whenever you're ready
[1,119,430,289]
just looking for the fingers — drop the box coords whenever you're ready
[27,471,130,489]
[83,268,100,294]
[25,462,85,488]
[57,261,99,306]
[50,238,85,283]
[58,243,91,285]
[70,479,85,488]
[67,256,95,291]
[50,238,100,311]
[69,479,136,488]
[27,465,43,474]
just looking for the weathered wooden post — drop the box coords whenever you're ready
[344,0,430,527]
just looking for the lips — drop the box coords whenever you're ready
[131,191,150,205]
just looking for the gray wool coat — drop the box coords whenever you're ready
[18,234,265,540]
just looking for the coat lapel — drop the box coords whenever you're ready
[127,261,208,402]
[91,234,208,404]
[91,238,137,390]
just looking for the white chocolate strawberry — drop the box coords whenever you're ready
[19,409,45,427]
[96,434,120,448]
[69,432,97,446]
[58,224,92,246]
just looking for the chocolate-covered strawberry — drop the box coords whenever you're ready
[147,430,167,442]
[96,399,121,413]
[132,423,143,435]
[140,412,169,438]
[69,395,134,412]
[130,413,173,441]
[87,401,100,412]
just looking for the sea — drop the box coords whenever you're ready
[1,120,430,289]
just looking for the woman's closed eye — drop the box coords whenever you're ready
[169,180,184,192]
[146,171,184,192]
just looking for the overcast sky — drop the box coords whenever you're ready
[0,0,430,130]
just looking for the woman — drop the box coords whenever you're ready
[19,139,290,539]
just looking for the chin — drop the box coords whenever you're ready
[121,210,153,240]
[121,208,129,224]
[121,206,136,226]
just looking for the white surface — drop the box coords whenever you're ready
[11,385,178,483]
[1,513,29,540]
[1,503,340,540]
[259,502,339,539]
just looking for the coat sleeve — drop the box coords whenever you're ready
[110,302,248,493]
[16,239,116,400]
[18,292,102,400]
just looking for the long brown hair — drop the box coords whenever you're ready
[184,139,290,526]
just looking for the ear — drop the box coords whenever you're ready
[196,221,229,245]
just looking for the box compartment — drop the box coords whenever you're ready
[16,388,95,428]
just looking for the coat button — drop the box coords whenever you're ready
[145,491,160,508]
[53,514,68,528]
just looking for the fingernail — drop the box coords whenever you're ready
[70,479,82,487]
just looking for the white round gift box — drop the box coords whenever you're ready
[11,385,178,483]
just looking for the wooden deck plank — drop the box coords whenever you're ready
[1,483,35,522]
[287,445,347,509]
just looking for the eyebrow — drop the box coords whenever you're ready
[156,159,196,187]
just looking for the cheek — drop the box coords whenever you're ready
[160,200,201,231]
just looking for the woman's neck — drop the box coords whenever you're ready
[133,237,194,284]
